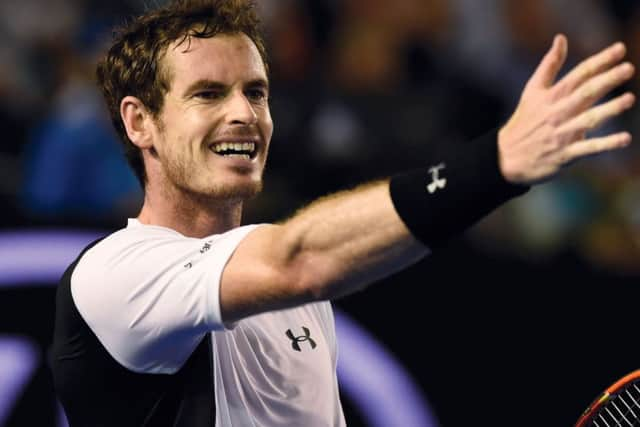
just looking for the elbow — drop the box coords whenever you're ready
[302,277,332,302]
[286,254,337,303]
[274,227,339,304]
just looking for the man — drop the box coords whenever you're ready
[50,0,635,426]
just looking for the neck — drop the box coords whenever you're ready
[137,181,243,238]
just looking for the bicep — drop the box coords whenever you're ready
[220,224,315,323]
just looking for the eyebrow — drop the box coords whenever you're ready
[183,78,270,97]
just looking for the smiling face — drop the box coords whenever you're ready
[149,32,273,202]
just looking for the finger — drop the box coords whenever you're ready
[561,132,631,165]
[552,62,635,123]
[557,92,635,135]
[553,41,626,97]
[527,34,568,89]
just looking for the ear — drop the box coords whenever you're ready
[120,96,155,149]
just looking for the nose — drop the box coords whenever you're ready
[226,91,258,125]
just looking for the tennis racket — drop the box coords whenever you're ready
[575,370,640,426]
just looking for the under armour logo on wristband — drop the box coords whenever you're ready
[286,327,317,352]
[426,163,447,193]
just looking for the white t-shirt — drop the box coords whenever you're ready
[71,219,346,426]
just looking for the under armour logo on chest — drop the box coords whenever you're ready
[426,163,446,193]
[285,327,317,352]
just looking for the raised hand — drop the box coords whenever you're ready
[498,34,635,184]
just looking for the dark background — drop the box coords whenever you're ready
[2,0,640,426]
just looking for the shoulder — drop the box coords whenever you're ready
[68,222,266,372]
[70,222,267,315]
[73,223,262,291]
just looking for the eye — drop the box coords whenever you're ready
[194,90,224,100]
[246,88,268,102]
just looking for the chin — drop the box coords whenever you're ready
[202,180,263,201]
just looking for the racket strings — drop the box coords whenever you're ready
[592,383,640,427]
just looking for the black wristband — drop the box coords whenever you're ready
[389,129,529,248]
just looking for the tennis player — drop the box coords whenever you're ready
[50,1,636,425]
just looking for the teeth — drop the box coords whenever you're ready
[212,142,256,153]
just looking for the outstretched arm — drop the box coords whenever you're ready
[220,35,635,323]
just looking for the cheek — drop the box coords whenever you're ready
[260,109,274,142]
[157,110,209,159]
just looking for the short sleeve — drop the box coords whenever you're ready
[71,223,261,374]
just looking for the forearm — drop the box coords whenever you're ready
[278,180,428,301]
[280,130,528,300]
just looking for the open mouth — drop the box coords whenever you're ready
[209,141,257,160]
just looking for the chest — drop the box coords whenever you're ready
[212,303,337,391]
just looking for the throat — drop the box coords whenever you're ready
[139,184,244,238]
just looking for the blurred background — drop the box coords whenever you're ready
[1,0,640,425]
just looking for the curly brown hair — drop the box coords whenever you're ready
[96,0,269,187]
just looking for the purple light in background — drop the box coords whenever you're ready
[0,230,439,426]
[57,401,69,427]
[0,336,39,425]
[0,231,102,286]
[335,311,439,427]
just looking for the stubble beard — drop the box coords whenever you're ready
[165,153,264,205]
